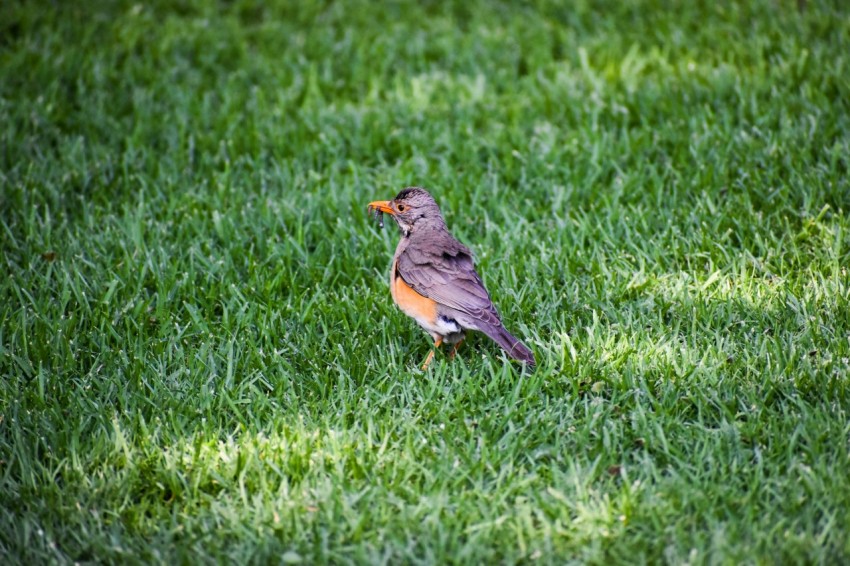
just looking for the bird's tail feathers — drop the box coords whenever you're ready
[483,325,536,366]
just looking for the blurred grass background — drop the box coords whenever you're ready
[2,0,849,563]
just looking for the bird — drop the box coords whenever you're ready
[368,187,535,369]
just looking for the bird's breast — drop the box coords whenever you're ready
[391,258,441,333]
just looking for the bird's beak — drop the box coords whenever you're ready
[367,200,395,215]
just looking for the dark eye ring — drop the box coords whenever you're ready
[397,204,406,212]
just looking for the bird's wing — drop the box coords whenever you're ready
[396,232,503,329]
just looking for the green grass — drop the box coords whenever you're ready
[2,0,850,562]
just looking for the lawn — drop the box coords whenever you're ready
[2,0,849,563]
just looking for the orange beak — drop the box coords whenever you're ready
[367,200,395,215]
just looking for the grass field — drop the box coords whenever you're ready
[2,0,850,563]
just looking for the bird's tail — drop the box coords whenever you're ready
[483,325,536,366]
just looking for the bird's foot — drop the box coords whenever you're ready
[421,350,435,370]
[421,337,443,370]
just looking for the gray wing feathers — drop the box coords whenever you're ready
[396,232,502,329]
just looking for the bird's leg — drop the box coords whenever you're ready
[448,338,464,360]
[421,337,443,370]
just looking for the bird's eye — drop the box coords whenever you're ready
[397,204,406,212]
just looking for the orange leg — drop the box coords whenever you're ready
[421,337,443,370]
[448,338,464,360]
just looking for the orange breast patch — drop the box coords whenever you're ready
[391,258,439,327]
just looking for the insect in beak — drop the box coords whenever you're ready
[368,200,393,229]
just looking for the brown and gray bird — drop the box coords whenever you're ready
[368,187,535,369]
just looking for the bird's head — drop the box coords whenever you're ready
[368,187,444,236]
